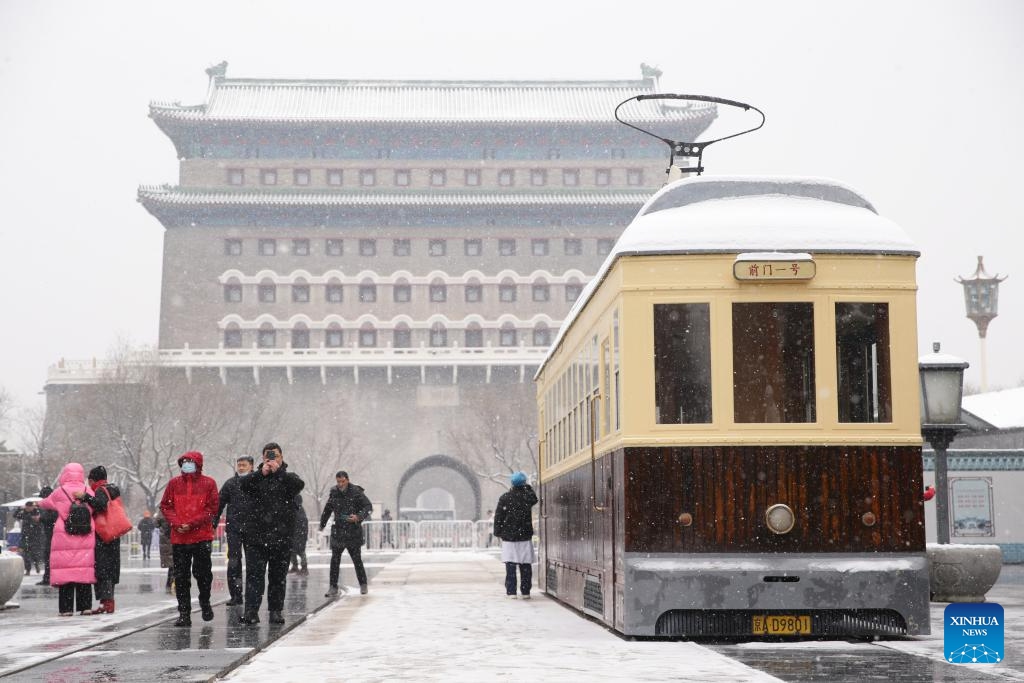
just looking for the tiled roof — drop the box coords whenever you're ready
[137,185,652,207]
[150,76,717,124]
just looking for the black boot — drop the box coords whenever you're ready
[201,602,214,621]
[324,586,339,598]
[225,596,243,606]
[241,610,260,624]
[174,612,191,627]
[269,610,285,624]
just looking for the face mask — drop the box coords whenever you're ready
[181,461,197,474]
[238,471,251,477]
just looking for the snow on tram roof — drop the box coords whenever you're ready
[535,175,919,379]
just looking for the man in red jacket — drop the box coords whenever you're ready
[160,451,219,627]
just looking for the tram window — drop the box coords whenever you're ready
[732,302,816,423]
[836,303,892,423]
[653,304,712,424]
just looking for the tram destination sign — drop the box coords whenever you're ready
[734,252,815,281]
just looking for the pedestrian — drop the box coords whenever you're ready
[240,442,305,625]
[79,466,122,614]
[14,502,43,575]
[380,508,394,549]
[492,471,538,599]
[319,470,372,598]
[290,494,309,575]
[155,511,174,593]
[214,455,255,607]
[137,510,156,561]
[485,509,494,547]
[37,486,57,586]
[160,451,219,627]
[37,463,96,616]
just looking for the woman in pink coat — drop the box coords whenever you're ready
[38,462,96,615]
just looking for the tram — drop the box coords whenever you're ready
[534,95,929,637]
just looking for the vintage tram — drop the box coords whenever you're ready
[534,99,929,637]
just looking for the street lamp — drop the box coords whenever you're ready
[956,256,1006,392]
[919,342,969,544]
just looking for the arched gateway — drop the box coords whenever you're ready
[396,454,481,521]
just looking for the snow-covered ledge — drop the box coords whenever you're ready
[0,551,24,609]
[927,543,1002,603]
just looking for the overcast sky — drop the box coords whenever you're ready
[1,1,1021,444]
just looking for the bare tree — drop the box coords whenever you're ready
[443,385,538,486]
[0,385,12,429]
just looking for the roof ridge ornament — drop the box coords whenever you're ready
[205,61,228,81]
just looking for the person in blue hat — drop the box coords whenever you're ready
[492,471,538,598]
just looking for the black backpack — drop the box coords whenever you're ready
[62,488,92,536]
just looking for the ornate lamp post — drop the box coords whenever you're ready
[919,342,968,544]
[956,256,1006,392]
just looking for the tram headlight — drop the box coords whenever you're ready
[678,512,693,527]
[765,504,796,535]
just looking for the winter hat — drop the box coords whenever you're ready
[88,465,107,482]
[39,486,53,498]
[510,471,527,487]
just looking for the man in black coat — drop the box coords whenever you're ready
[15,502,43,575]
[493,472,538,598]
[214,455,254,606]
[240,443,304,625]
[37,487,57,585]
[319,470,372,597]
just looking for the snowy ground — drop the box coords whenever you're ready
[224,552,781,682]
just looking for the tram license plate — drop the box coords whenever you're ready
[752,615,811,635]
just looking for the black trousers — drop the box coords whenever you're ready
[243,541,290,612]
[329,543,367,587]
[226,530,243,600]
[95,578,115,601]
[172,541,213,614]
[141,535,153,559]
[58,583,92,613]
[42,531,53,582]
[504,562,532,596]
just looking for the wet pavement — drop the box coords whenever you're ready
[0,550,396,681]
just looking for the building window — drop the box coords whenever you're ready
[465,169,481,186]
[733,302,816,424]
[498,169,514,186]
[465,284,482,303]
[359,327,377,348]
[359,284,377,303]
[563,238,582,256]
[326,284,343,303]
[499,239,516,256]
[394,327,412,348]
[531,239,549,256]
[224,284,242,303]
[500,326,518,347]
[394,284,411,303]
[530,169,547,186]
[224,328,242,348]
[533,326,551,347]
[326,239,343,256]
[227,168,245,186]
[359,239,377,256]
[326,328,344,348]
[627,168,644,186]
[292,284,310,303]
[836,303,892,423]
[532,284,550,302]
[327,169,343,186]
[292,328,310,349]
[465,327,483,347]
[464,239,482,256]
[597,238,615,256]
[547,149,561,160]
[429,284,447,302]
[292,239,310,256]
[430,169,447,187]
[394,169,411,186]
[499,284,517,302]
[259,239,277,256]
[224,239,242,256]
[428,239,447,257]
[611,148,626,159]
[360,169,376,187]
[294,169,311,186]
[429,324,447,347]
[393,239,411,256]
[261,169,278,186]
[565,283,582,302]
[258,284,276,303]
[595,168,611,186]
[654,303,713,424]
[482,148,497,160]
[257,327,276,348]
[562,169,580,186]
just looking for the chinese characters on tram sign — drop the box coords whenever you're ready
[734,259,816,281]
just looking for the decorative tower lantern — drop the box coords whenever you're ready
[956,256,1006,392]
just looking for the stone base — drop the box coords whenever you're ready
[927,543,1003,602]
[0,551,25,607]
